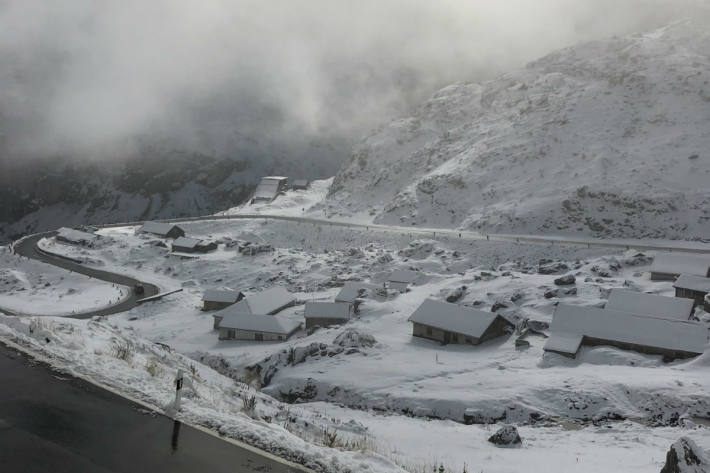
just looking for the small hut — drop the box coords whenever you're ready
[139,222,186,239]
[172,237,218,253]
[673,274,710,308]
[304,302,353,329]
[202,289,245,311]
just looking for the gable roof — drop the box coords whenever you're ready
[408,299,511,339]
[605,289,693,321]
[203,289,242,303]
[544,304,706,357]
[214,286,294,318]
[304,302,352,319]
[173,236,202,249]
[218,313,301,334]
[335,282,375,303]
[649,253,710,277]
[56,227,98,243]
[673,274,710,293]
[388,269,419,284]
[140,221,182,236]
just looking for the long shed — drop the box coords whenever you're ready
[172,237,217,253]
[139,222,186,239]
[56,227,99,246]
[251,176,289,204]
[604,289,693,320]
[202,289,245,311]
[673,274,710,308]
[388,269,420,293]
[218,313,301,341]
[212,286,295,328]
[304,302,353,329]
[649,253,710,281]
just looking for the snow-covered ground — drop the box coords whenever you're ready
[0,246,126,316]
[16,183,710,472]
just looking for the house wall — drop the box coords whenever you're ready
[581,335,700,360]
[650,271,678,281]
[218,327,294,341]
[389,281,409,293]
[412,323,479,345]
[305,317,348,329]
[204,301,233,311]
[173,245,197,253]
[213,315,223,329]
[479,317,514,343]
[675,287,707,308]
[167,228,185,239]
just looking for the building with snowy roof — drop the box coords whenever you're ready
[138,221,186,239]
[673,274,710,308]
[251,176,289,204]
[292,179,309,190]
[218,313,301,341]
[56,227,99,246]
[304,302,354,329]
[407,299,514,345]
[171,236,218,253]
[604,289,693,321]
[202,289,245,311]
[649,253,710,281]
[212,286,295,328]
[335,282,376,312]
[544,304,706,360]
[388,269,421,293]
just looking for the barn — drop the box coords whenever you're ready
[407,299,514,345]
[56,227,99,246]
[544,304,706,360]
[304,302,353,329]
[212,286,295,329]
[649,253,710,281]
[172,237,218,253]
[251,176,289,204]
[218,313,301,341]
[388,269,420,293]
[604,289,693,320]
[673,274,710,308]
[139,221,186,239]
[202,289,245,311]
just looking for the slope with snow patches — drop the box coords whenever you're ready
[326,20,710,239]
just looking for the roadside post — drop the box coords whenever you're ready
[174,369,184,410]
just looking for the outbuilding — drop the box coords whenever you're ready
[202,289,245,311]
[172,236,218,253]
[604,289,693,321]
[212,286,295,329]
[139,221,186,239]
[544,304,706,360]
[673,274,710,308]
[335,282,375,312]
[218,313,301,341]
[388,269,420,293]
[649,253,710,281]
[251,176,289,204]
[407,299,514,345]
[56,227,99,246]
[304,302,353,329]
[292,179,309,190]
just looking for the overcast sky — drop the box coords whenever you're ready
[1,0,707,162]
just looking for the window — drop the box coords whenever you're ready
[452,333,458,343]
[466,337,473,344]
[278,336,283,341]
[255,333,264,341]
[227,330,235,339]
[426,327,433,336]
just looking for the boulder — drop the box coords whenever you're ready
[446,286,468,303]
[488,425,522,447]
[538,261,569,275]
[544,289,559,299]
[554,274,576,286]
[515,338,530,349]
[660,437,710,473]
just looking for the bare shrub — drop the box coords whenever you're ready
[112,340,133,363]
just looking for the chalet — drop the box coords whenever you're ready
[388,269,420,293]
[649,253,710,281]
[604,289,693,321]
[407,299,514,345]
[292,179,309,190]
[56,227,99,246]
[544,304,706,360]
[202,289,245,311]
[304,302,353,329]
[673,274,710,308]
[218,313,301,341]
[251,176,289,204]
[212,286,295,329]
[172,236,218,253]
[138,221,186,239]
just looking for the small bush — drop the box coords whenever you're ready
[323,429,342,448]
[145,358,162,377]
[242,393,257,416]
[112,340,133,363]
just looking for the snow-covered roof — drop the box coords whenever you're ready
[173,237,201,249]
[649,253,710,277]
[292,179,309,187]
[304,302,352,319]
[262,176,288,181]
[673,274,710,293]
[140,221,182,236]
[218,313,301,334]
[544,304,706,356]
[388,269,419,284]
[335,282,374,303]
[243,287,295,314]
[605,289,693,321]
[56,227,98,243]
[203,289,242,303]
[407,299,509,338]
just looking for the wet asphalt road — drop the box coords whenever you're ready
[0,342,304,473]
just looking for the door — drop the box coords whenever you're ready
[443,332,451,345]
[254,332,264,341]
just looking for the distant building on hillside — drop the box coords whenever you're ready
[335,282,376,312]
[649,253,710,281]
[291,179,309,190]
[212,286,295,329]
[604,289,693,320]
[673,274,710,308]
[218,313,301,341]
[138,221,186,239]
[304,301,353,329]
[408,299,514,345]
[171,236,218,253]
[202,289,245,311]
[56,227,99,246]
[544,304,706,360]
[251,176,289,204]
[387,269,421,293]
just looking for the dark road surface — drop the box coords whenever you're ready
[0,342,304,473]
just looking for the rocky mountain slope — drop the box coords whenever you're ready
[327,20,710,239]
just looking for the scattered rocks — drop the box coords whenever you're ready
[515,338,530,349]
[491,300,510,312]
[538,260,569,275]
[488,425,522,447]
[445,286,468,303]
[544,288,559,298]
[554,274,576,286]
[660,437,710,473]
[333,328,377,348]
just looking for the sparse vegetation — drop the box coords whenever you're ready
[112,340,133,363]
[145,357,162,377]
[241,393,257,416]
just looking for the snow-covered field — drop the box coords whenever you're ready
[0,246,126,316]
[9,183,709,472]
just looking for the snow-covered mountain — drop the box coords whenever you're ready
[327,20,710,239]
